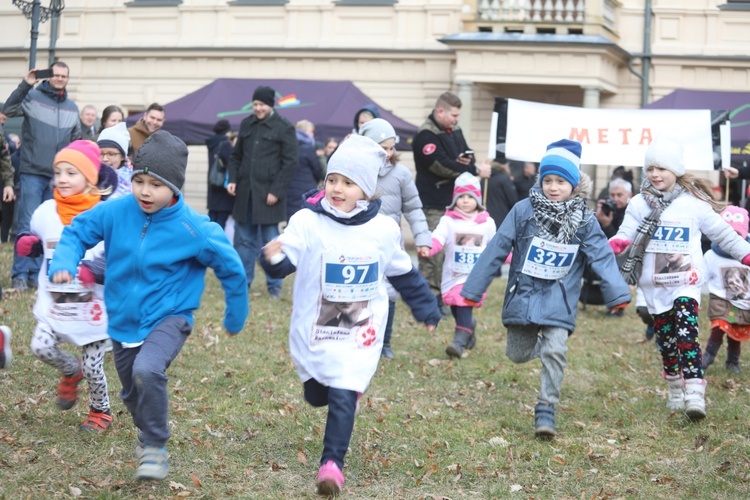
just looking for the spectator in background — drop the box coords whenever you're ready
[97,122,133,198]
[80,105,98,141]
[513,161,537,200]
[352,105,379,134]
[3,62,81,291]
[2,133,20,243]
[594,178,632,238]
[128,103,165,154]
[286,120,323,220]
[597,166,634,200]
[205,119,235,229]
[98,105,124,135]
[227,85,298,299]
[581,177,634,317]
[484,155,519,230]
[0,132,14,243]
[318,137,338,176]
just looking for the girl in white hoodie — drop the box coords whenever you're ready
[610,137,750,420]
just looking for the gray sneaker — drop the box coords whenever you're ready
[11,278,28,292]
[135,446,169,480]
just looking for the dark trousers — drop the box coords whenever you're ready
[112,316,191,448]
[383,300,396,346]
[1,197,14,242]
[208,210,231,229]
[304,379,358,469]
[451,305,473,330]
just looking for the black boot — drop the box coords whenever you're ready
[465,318,477,350]
[446,328,471,359]
[726,349,741,374]
[701,340,721,370]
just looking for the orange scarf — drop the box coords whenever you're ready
[54,189,100,225]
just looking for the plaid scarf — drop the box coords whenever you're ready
[619,181,685,285]
[529,188,587,244]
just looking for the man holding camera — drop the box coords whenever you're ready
[412,91,490,312]
[594,178,632,238]
[2,63,80,291]
[581,177,633,316]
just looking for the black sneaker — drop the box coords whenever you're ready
[605,308,624,318]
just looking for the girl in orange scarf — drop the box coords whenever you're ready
[15,140,116,434]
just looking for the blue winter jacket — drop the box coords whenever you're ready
[49,194,249,343]
[461,188,630,332]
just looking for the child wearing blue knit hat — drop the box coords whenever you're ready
[460,138,630,438]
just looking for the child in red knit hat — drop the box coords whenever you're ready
[15,140,115,433]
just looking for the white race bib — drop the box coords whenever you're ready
[452,244,484,275]
[521,237,579,280]
[646,220,691,254]
[322,253,380,302]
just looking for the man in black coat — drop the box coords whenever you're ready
[227,85,298,298]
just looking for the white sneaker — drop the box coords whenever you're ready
[684,378,707,420]
[664,373,685,411]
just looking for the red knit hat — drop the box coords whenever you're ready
[54,140,101,185]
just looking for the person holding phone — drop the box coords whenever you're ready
[2,62,81,292]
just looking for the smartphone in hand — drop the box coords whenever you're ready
[460,149,474,158]
[34,68,54,80]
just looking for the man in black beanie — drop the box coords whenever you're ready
[227,85,298,298]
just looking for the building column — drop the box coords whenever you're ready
[455,80,474,144]
[582,86,601,108]
[581,86,601,185]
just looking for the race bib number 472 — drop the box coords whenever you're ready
[646,221,690,254]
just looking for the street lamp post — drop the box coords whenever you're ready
[12,0,66,70]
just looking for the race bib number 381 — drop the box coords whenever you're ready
[323,254,379,302]
[521,237,579,280]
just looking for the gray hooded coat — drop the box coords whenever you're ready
[461,174,630,332]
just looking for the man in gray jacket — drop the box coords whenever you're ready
[3,62,80,290]
[227,85,297,298]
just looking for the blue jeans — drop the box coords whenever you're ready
[12,174,53,280]
[304,379,358,469]
[112,316,191,448]
[233,198,282,294]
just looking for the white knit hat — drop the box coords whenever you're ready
[326,134,385,198]
[448,172,484,210]
[97,122,130,157]
[644,136,685,177]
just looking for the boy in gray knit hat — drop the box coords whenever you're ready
[49,129,249,481]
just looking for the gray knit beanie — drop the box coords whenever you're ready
[132,130,188,195]
[358,118,398,145]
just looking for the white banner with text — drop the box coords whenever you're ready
[503,99,715,171]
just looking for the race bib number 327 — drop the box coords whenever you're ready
[521,237,579,280]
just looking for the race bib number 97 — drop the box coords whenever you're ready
[521,237,579,280]
[323,254,379,302]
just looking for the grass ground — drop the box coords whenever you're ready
[1,241,749,499]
